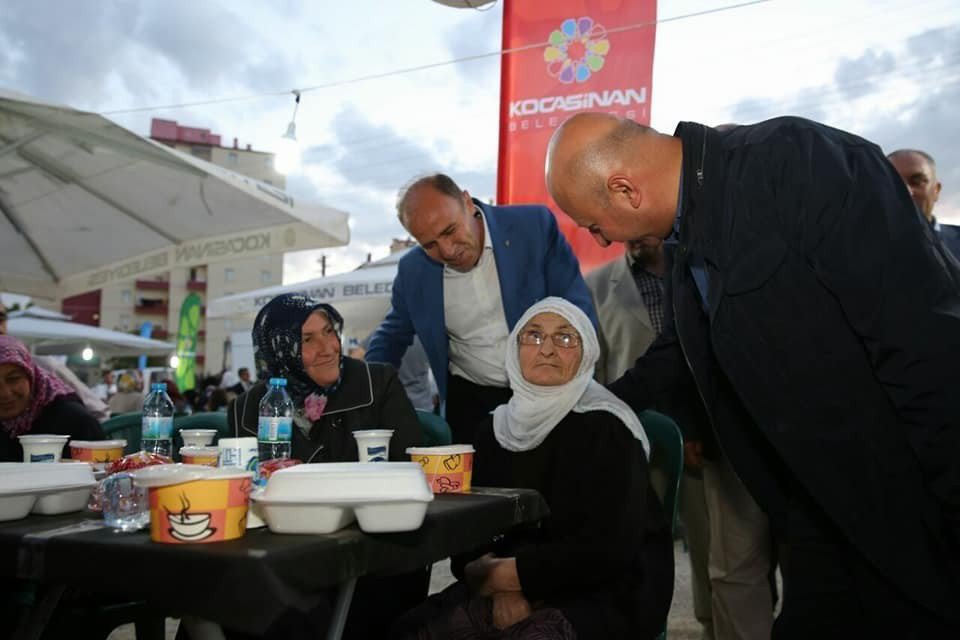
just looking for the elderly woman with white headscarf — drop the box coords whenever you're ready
[399,297,673,640]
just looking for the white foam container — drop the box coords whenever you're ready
[0,462,97,519]
[254,462,433,534]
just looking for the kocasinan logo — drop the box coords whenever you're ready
[544,16,610,84]
[508,16,646,119]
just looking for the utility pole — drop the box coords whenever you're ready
[318,254,327,277]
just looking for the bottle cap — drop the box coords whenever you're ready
[269,378,287,387]
[151,382,166,391]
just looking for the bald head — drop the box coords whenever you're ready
[545,112,681,247]
[546,113,646,207]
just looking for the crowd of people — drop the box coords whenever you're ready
[1,112,959,639]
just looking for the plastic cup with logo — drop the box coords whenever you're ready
[353,430,394,462]
[18,435,70,463]
[102,472,150,532]
[69,440,127,466]
[406,445,475,493]
[180,429,218,447]
[218,437,259,474]
[180,446,219,467]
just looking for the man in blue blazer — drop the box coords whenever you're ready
[366,174,596,442]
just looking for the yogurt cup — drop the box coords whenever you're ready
[180,429,218,447]
[405,445,475,493]
[18,435,70,463]
[180,446,219,467]
[69,440,127,465]
[353,430,394,462]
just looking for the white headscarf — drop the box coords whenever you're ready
[493,297,650,457]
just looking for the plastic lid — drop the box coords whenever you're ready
[131,463,253,488]
[405,445,475,455]
[69,440,127,448]
[268,377,287,387]
[18,434,70,442]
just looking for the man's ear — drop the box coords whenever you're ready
[608,175,641,209]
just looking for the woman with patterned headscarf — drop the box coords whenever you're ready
[223,294,427,640]
[228,293,420,464]
[0,335,104,462]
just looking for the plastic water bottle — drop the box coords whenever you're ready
[258,378,294,466]
[142,382,174,457]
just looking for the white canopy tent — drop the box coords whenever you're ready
[0,89,350,299]
[8,316,175,358]
[208,250,407,341]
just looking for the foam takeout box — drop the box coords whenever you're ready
[0,461,97,520]
[252,462,434,535]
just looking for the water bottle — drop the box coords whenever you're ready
[258,378,294,467]
[142,382,174,457]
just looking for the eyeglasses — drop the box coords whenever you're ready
[517,330,581,349]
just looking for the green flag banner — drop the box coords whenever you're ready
[174,292,203,391]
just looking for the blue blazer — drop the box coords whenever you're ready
[366,200,597,401]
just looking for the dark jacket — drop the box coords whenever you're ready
[227,357,420,463]
[0,395,105,462]
[610,117,960,622]
[937,221,960,262]
[468,411,673,640]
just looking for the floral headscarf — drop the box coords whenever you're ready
[0,335,75,437]
[252,294,344,419]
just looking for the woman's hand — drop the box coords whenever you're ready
[492,591,532,630]
[464,553,498,595]
[464,554,522,596]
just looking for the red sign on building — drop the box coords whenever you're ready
[497,0,657,271]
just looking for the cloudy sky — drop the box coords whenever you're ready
[2,0,958,285]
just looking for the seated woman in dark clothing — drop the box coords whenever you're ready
[219,294,424,640]
[399,297,674,640]
[0,335,104,462]
[227,293,421,461]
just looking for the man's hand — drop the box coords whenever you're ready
[492,591,532,630]
[684,440,704,470]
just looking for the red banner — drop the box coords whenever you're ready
[497,0,657,272]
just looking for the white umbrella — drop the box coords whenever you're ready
[208,250,407,341]
[8,306,72,321]
[0,89,350,299]
[8,316,175,357]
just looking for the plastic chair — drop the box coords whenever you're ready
[100,411,144,455]
[639,410,684,535]
[415,409,453,446]
[638,410,684,640]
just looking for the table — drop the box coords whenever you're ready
[0,488,547,639]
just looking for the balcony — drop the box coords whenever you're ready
[186,280,207,292]
[136,279,170,291]
[135,302,168,315]
[197,330,206,340]
[150,328,169,339]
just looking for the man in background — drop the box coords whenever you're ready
[887,148,960,258]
